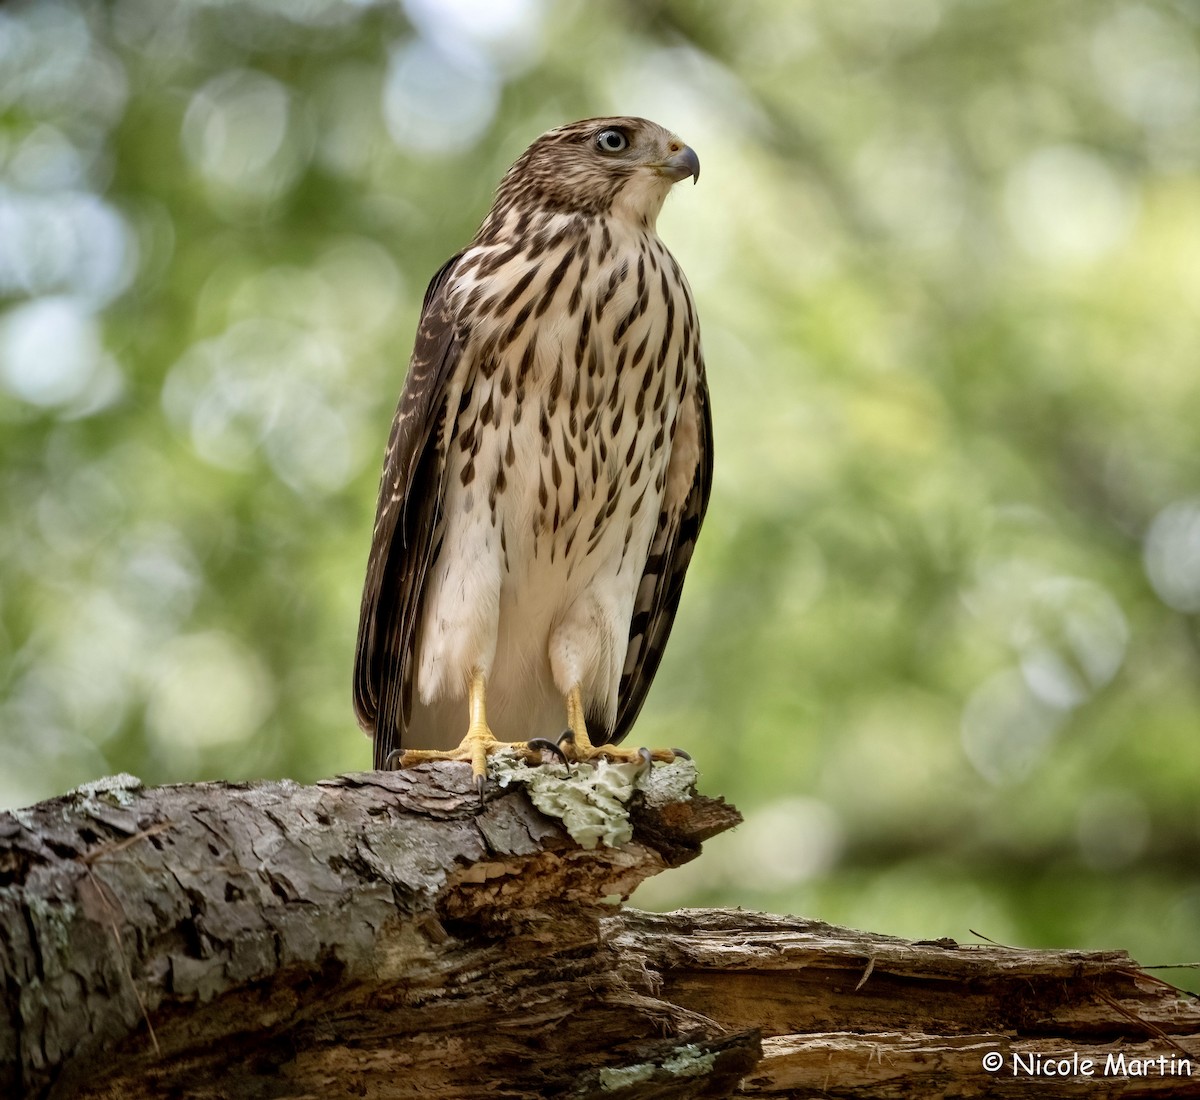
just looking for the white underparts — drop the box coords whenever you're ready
[412,205,700,749]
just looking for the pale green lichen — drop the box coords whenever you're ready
[662,1045,717,1077]
[597,1062,654,1089]
[10,807,36,831]
[24,895,77,979]
[639,756,698,808]
[522,760,641,849]
[596,1044,717,1090]
[491,751,699,850]
[74,773,144,807]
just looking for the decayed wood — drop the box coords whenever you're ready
[0,762,1197,1099]
[611,910,1200,1097]
[0,760,744,1099]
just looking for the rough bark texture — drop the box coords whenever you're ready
[0,762,1196,1099]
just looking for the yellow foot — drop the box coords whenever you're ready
[384,670,568,801]
[557,686,688,767]
[560,734,684,767]
[391,725,570,807]
[393,728,559,791]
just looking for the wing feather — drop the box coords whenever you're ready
[353,254,465,768]
[606,368,713,744]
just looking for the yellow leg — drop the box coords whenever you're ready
[464,670,494,782]
[561,686,678,765]
[565,686,592,752]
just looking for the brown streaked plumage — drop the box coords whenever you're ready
[353,117,710,778]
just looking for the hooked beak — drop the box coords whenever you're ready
[659,144,700,184]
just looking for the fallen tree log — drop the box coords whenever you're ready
[0,759,1196,1098]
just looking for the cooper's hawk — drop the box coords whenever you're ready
[353,117,711,787]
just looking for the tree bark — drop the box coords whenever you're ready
[0,761,1196,1099]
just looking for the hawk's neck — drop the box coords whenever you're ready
[474,193,668,249]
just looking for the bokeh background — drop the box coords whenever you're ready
[2,0,1198,978]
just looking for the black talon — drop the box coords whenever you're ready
[527,738,570,766]
[384,748,405,770]
[670,747,691,761]
[476,774,487,807]
[636,747,653,773]
[553,729,577,773]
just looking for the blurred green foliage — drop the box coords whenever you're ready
[1,0,1198,976]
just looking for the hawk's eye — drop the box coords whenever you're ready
[595,129,629,154]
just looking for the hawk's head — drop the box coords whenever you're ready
[483,116,699,234]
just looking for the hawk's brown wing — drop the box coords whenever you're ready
[353,254,465,769]
[608,369,714,744]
